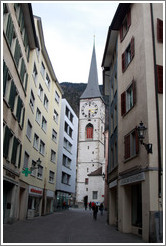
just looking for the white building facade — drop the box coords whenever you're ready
[76,43,105,208]
[55,99,78,208]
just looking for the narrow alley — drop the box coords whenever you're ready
[3,208,145,244]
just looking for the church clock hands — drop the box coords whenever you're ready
[81,101,98,118]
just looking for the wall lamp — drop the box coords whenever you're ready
[102,172,105,180]
[137,121,153,154]
[30,158,41,172]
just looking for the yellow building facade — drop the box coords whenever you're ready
[19,16,63,219]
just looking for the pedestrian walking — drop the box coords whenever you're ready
[92,203,98,220]
[99,203,104,215]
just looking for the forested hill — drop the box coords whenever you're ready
[60,82,109,128]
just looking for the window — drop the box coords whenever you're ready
[32,63,38,85]
[3,125,13,159]
[53,109,59,123]
[62,172,71,185]
[45,73,50,90]
[14,38,21,67]
[157,18,163,43]
[121,80,136,116]
[63,154,71,168]
[29,90,35,112]
[36,108,41,124]
[44,94,48,110]
[39,140,45,155]
[70,113,73,123]
[124,128,139,160]
[23,151,29,169]
[26,120,32,140]
[64,122,73,138]
[11,137,21,167]
[38,84,43,101]
[86,123,93,139]
[52,129,57,142]
[55,90,60,103]
[122,37,135,73]
[85,178,88,185]
[63,138,72,152]
[40,62,45,78]
[41,116,47,132]
[156,65,163,93]
[51,150,56,163]
[92,191,98,200]
[49,171,55,183]
[5,13,15,47]
[31,160,37,176]
[65,106,70,117]
[33,134,39,150]
[132,184,142,227]
[120,8,131,42]
[37,165,43,179]
[8,80,17,112]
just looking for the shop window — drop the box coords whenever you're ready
[86,123,93,139]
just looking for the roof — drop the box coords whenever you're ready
[88,167,102,176]
[80,43,103,100]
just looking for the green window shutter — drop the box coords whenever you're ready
[6,14,14,46]
[18,144,22,168]
[21,107,25,128]
[3,60,8,96]
[24,73,28,92]
[16,96,23,123]
[8,80,16,111]
[14,39,21,67]
[20,59,25,83]
[11,137,19,164]
[3,125,13,159]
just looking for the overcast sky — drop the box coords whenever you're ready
[32,1,119,84]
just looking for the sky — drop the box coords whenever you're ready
[32,1,119,84]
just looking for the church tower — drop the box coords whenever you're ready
[76,41,105,208]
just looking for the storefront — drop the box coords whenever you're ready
[46,190,54,214]
[27,185,43,219]
[56,191,69,210]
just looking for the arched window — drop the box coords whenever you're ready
[86,123,93,139]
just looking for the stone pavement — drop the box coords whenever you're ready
[3,208,146,244]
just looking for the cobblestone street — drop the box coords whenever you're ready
[3,208,145,244]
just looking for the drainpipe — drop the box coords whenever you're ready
[150,2,162,241]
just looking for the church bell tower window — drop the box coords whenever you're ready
[86,123,93,139]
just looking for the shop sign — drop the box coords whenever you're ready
[6,170,15,179]
[109,179,117,189]
[46,190,54,198]
[120,172,145,186]
[29,186,43,196]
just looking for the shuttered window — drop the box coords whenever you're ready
[8,80,16,112]
[124,128,139,160]
[122,37,135,73]
[6,14,14,46]
[121,80,136,116]
[21,107,25,128]
[3,60,8,96]
[120,8,131,42]
[14,39,21,67]
[18,144,22,169]
[16,96,23,123]
[157,18,163,43]
[3,125,13,159]
[11,137,19,165]
[156,65,163,93]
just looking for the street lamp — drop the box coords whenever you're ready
[137,121,153,154]
[30,158,41,172]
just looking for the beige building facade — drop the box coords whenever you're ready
[102,3,163,243]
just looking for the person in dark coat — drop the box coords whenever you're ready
[93,203,98,220]
[89,202,92,210]
[99,203,104,215]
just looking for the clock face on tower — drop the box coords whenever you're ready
[81,101,98,118]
